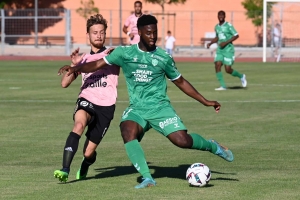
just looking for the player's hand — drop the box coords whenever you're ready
[58,65,75,76]
[206,101,221,113]
[212,101,221,113]
[219,42,227,48]
[206,43,211,49]
[70,47,85,66]
[129,33,135,40]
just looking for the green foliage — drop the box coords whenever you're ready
[0,0,13,8]
[241,0,275,27]
[76,0,99,20]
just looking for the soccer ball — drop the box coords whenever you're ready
[186,163,211,187]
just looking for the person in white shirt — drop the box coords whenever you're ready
[273,23,281,57]
[165,30,176,56]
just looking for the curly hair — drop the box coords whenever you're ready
[86,14,108,33]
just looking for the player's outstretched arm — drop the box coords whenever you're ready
[58,59,107,76]
[172,76,220,112]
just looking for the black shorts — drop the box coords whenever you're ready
[73,98,115,144]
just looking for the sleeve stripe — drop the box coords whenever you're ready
[170,74,182,81]
[103,57,112,65]
[234,33,239,36]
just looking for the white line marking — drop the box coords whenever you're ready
[9,87,21,89]
[0,100,300,103]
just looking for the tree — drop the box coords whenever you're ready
[241,0,275,46]
[76,0,99,20]
[143,0,187,48]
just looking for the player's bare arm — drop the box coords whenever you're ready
[123,25,134,39]
[207,37,219,48]
[219,35,239,48]
[58,58,107,76]
[172,76,221,112]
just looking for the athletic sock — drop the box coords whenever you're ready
[62,132,81,172]
[216,72,226,88]
[79,151,97,176]
[231,69,243,78]
[125,139,152,179]
[190,133,218,154]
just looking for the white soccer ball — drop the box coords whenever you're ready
[186,163,211,187]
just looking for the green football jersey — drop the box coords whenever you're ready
[215,21,238,53]
[104,44,181,110]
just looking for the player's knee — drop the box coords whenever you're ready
[169,132,192,148]
[73,122,85,134]
[225,67,232,74]
[84,149,95,158]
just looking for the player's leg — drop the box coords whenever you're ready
[76,104,115,180]
[76,139,97,180]
[167,131,233,162]
[54,109,91,182]
[149,106,233,162]
[214,52,226,90]
[120,108,156,188]
[224,53,247,87]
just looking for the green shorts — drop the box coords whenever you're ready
[121,105,187,140]
[214,52,235,66]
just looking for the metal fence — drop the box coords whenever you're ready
[0,8,71,55]
[0,8,299,58]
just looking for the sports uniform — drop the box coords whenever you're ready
[214,21,238,66]
[104,44,186,138]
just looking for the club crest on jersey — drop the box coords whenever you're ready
[152,59,158,66]
[133,57,138,62]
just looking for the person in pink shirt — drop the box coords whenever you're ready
[123,1,143,45]
[54,14,120,183]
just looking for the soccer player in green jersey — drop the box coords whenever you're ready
[207,10,247,90]
[58,15,234,189]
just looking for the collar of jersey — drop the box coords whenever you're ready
[136,44,157,53]
[90,46,106,55]
[218,21,227,27]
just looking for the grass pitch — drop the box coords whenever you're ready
[0,61,299,200]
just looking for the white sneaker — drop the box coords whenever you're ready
[241,74,247,87]
[215,87,227,91]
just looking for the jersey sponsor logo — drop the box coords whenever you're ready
[80,101,89,107]
[82,73,108,89]
[132,69,153,82]
[159,116,179,129]
[138,64,147,68]
[152,59,158,66]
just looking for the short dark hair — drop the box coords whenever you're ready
[167,30,171,34]
[137,15,157,30]
[218,10,226,15]
[134,1,142,6]
[86,14,108,33]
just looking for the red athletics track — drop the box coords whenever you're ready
[0,55,263,62]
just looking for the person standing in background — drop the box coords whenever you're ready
[123,1,143,45]
[165,30,176,56]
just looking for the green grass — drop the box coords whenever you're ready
[0,61,299,200]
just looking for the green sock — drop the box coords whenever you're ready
[190,133,217,154]
[216,72,226,88]
[231,69,243,79]
[125,140,152,179]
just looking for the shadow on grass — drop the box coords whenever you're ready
[66,163,239,184]
[227,86,247,90]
